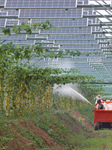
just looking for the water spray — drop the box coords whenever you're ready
[53,84,92,105]
[69,87,92,105]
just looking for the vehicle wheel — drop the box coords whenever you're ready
[102,122,111,129]
[99,124,102,129]
[94,122,100,130]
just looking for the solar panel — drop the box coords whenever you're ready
[0,11,7,16]
[35,40,54,44]
[19,40,35,44]
[40,27,92,35]
[55,40,98,44]
[6,19,18,26]
[6,0,77,8]
[27,36,48,40]
[60,44,100,49]
[0,0,5,6]
[84,0,89,4]
[47,34,95,40]
[31,18,88,27]
[19,8,82,19]
[7,10,19,16]
[0,19,6,27]
[1,34,27,40]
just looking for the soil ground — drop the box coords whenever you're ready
[0,110,94,150]
[70,110,94,130]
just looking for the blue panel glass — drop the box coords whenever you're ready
[55,40,98,44]
[31,18,88,27]
[47,34,95,40]
[0,19,5,27]
[6,19,18,26]
[19,8,82,18]
[7,10,18,16]
[0,0,5,5]
[60,44,100,49]
[0,11,7,16]
[6,0,77,8]
[40,27,92,34]
[1,34,27,40]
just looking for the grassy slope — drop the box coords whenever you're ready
[0,105,112,150]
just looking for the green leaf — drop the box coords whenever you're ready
[2,28,11,36]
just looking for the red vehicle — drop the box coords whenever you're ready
[94,101,112,130]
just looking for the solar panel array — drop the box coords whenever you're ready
[1,0,112,88]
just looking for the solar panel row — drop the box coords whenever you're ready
[0,0,112,82]
[5,0,77,8]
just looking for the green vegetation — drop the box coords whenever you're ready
[0,22,103,116]
[75,103,94,124]
[2,21,53,35]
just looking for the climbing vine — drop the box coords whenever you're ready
[0,21,104,116]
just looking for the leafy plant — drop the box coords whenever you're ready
[12,21,53,34]
[2,28,11,36]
